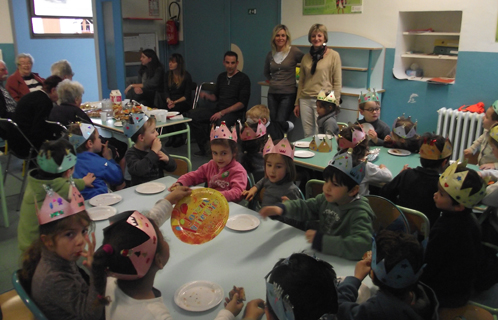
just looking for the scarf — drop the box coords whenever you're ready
[309,44,327,75]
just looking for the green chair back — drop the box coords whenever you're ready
[12,270,48,320]
[397,205,430,241]
[305,179,325,199]
[365,195,409,234]
[169,155,192,177]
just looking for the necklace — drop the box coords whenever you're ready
[227,75,233,85]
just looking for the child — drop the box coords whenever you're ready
[384,115,420,153]
[243,253,338,320]
[19,183,104,320]
[238,120,268,183]
[246,104,293,141]
[337,123,392,195]
[124,113,177,186]
[358,89,390,146]
[381,133,453,227]
[337,230,439,319]
[316,89,340,135]
[259,150,375,260]
[420,160,486,308]
[169,122,247,202]
[68,123,124,199]
[480,123,498,194]
[17,138,95,252]
[464,101,498,170]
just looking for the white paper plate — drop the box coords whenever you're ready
[226,214,260,231]
[361,123,375,133]
[87,206,117,221]
[89,193,122,207]
[174,281,224,312]
[114,121,123,127]
[135,182,166,194]
[294,150,315,158]
[167,111,180,117]
[388,149,411,156]
[317,134,326,139]
[294,141,310,148]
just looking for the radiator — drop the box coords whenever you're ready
[436,108,484,160]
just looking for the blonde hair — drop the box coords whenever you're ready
[271,24,291,54]
[308,24,328,43]
[246,104,270,121]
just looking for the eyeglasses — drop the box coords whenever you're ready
[364,107,381,113]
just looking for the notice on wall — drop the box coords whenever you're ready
[303,0,362,15]
[149,0,159,16]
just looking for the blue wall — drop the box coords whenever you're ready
[10,1,99,101]
[381,49,498,134]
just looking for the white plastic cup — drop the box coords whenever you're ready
[100,112,107,122]
[158,112,167,123]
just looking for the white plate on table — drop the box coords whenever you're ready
[87,206,117,221]
[361,123,375,133]
[114,121,123,127]
[89,193,122,207]
[316,134,326,139]
[135,182,166,194]
[294,141,310,148]
[174,281,224,312]
[167,111,180,117]
[226,214,260,231]
[294,150,315,158]
[387,149,411,156]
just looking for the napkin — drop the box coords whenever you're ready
[169,115,184,120]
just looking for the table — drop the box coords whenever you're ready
[88,176,367,319]
[92,117,192,160]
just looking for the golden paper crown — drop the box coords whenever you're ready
[440,160,486,208]
[489,124,498,144]
[309,135,332,153]
[419,138,453,160]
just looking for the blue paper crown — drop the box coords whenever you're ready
[392,115,417,139]
[37,148,77,174]
[68,123,95,148]
[328,149,366,185]
[124,113,149,138]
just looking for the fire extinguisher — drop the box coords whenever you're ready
[166,1,180,45]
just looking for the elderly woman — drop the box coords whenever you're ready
[48,79,92,125]
[295,24,342,137]
[264,24,304,122]
[6,53,45,101]
[51,60,74,80]
[125,49,164,107]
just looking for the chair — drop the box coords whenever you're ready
[0,289,34,320]
[364,195,409,233]
[168,155,192,177]
[337,122,348,131]
[0,161,9,228]
[192,82,216,110]
[11,271,48,320]
[44,120,68,140]
[470,301,498,317]
[439,303,497,320]
[305,179,325,199]
[397,205,430,241]
[247,173,255,189]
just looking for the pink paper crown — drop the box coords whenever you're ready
[210,121,238,142]
[338,126,366,150]
[358,89,380,104]
[392,115,417,139]
[263,134,294,160]
[239,120,267,141]
[36,182,86,225]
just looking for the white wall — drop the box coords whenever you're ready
[0,0,13,43]
[282,0,498,52]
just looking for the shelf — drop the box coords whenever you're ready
[125,62,142,66]
[403,32,460,36]
[123,17,162,20]
[342,66,368,72]
[342,87,385,97]
[404,77,455,84]
[401,53,458,61]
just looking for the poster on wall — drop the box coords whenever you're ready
[303,0,362,15]
[149,0,159,16]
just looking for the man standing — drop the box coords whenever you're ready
[0,60,16,118]
[189,51,251,156]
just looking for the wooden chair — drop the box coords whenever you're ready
[305,179,325,199]
[364,195,409,233]
[0,289,34,320]
[397,205,430,241]
[470,301,498,316]
[12,271,48,320]
[168,155,192,177]
[439,303,497,320]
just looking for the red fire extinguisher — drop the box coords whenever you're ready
[166,2,180,45]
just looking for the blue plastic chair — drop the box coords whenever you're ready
[11,270,48,320]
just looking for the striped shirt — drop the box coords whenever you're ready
[23,74,43,93]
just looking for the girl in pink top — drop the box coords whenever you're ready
[169,122,247,202]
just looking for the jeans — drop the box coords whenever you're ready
[299,98,318,137]
[267,93,296,122]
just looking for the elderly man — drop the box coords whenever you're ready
[6,53,45,101]
[51,60,74,80]
[0,60,16,118]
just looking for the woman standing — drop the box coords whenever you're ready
[125,49,164,108]
[294,24,342,137]
[264,25,304,122]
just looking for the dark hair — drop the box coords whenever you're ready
[139,49,162,79]
[489,106,498,122]
[168,53,186,88]
[266,253,338,319]
[130,116,156,142]
[224,50,238,61]
[42,75,63,93]
[239,123,268,173]
[447,167,485,206]
[36,138,77,179]
[68,123,97,153]
[211,139,238,158]
[419,132,452,169]
[264,152,297,182]
[317,92,340,116]
[358,100,380,110]
[338,123,368,158]
[323,165,358,191]
[391,117,419,141]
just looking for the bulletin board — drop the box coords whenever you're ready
[123,33,158,64]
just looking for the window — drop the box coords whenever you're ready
[29,0,94,38]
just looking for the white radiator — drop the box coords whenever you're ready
[436,108,484,160]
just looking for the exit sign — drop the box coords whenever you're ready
[248,8,256,14]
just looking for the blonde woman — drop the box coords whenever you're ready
[294,24,342,137]
[264,24,304,122]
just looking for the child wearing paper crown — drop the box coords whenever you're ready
[337,230,439,320]
[479,124,498,192]
[68,123,124,199]
[17,138,95,252]
[337,123,392,195]
[464,101,498,170]
[381,133,453,227]
[169,122,247,202]
[384,115,421,153]
[124,113,177,186]
[420,161,486,308]
[316,89,340,135]
[238,120,268,183]
[358,89,390,146]
[246,104,293,141]
[260,150,375,260]
[19,183,104,320]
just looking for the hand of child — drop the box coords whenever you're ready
[157,151,170,163]
[152,138,162,153]
[480,163,495,170]
[293,105,300,118]
[379,164,386,169]
[281,196,290,202]
[400,164,409,173]
[83,173,96,187]
[168,182,182,192]
[259,206,283,219]
[102,141,112,160]
[165,186,191,204]
[367,130,378,143]
[463,148,472,157]
[305,229,317,243]
[81,232,96,269]
[243,299,266,320]
[384,134,392,142]
[224,293,244,317]
[242,187,257,201]
[354,251,372,281]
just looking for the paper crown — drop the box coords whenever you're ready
[309,135,332,153]
[419,137,453,160]
[392,115,417,139]
[104,211,158,280]
[440,160,486,208]
[68,123,96,148]
[489,124,498,144]
[35,182,86,225]
[37,147,77,174]
[328,149,366,185]
[317,89,338,105]
[337,126,366,150]
[358,88,380,104]
[492,100,498,115]
[124,113,148,138]
[239,120,267,141]
[371,236,426,289]
[210,121,238,142]
[263,134,294,159]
